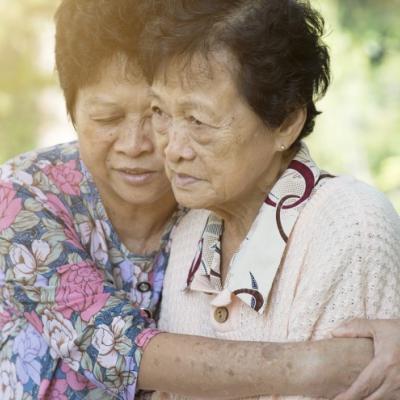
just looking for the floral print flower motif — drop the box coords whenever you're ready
[44,193,83,248]
[24,311,44,334]
[0,163,33,186]
[60,361,96,391]
[89,220,111,265]
[13,325,47,385]
[0,309,12,329]
[135,328,161,348]
[104,364,136,396]
[43,160,83,196]
[0,182,22,233]
[0,308,15,338]
[10,241,50,284]
[42,309,82,370]
[38,378,68,400]
[55,262,110,322]
[119,260,134,284]
[92,316,129,369]
[78,218,110,262]
[0,360,24,400]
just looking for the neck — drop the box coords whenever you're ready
[104,196,177,255]
[214,192,266,283]
[212,147,297,280]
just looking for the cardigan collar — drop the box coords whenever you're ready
[185,143,331,314]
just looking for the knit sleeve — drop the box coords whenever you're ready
[286,177,400,340]
[356,182,400,318]
[0,178,158,399]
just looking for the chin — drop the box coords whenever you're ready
[174,192,212,210]
[117,182,173,207]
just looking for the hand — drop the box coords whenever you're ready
[332,319,400,400]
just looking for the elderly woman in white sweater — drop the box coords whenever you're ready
[145,1,400,399]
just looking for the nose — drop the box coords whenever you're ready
[164,122,195,163]
[114,117,154,157]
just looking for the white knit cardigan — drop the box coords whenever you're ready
[155,176,400,400]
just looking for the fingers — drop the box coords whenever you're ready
[333,320,400,399]
[365,385,400,400]
[364,367,400,400]
[333,358,384,400]
[332,319,375,339]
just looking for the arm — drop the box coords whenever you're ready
[331,186,400,400]
[0,177,159,399]
[0,175,375,399]
[139,333,373,398]
[333,319,400,400]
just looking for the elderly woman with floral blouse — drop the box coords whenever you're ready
[0,1,399,400]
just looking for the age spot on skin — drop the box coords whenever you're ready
[261,344,281,362]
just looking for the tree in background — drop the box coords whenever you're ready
[0,0,399,210]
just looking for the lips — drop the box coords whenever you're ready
[115,167,158,185]
[172,172,201,187]
[117,167,156,174]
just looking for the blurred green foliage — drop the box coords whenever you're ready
[0,0,399,211]
[308,0,400,212]
[0,0,57,159]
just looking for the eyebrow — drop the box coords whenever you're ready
[85,96,120,108]
[150,89,219,120]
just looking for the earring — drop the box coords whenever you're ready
[280,144,286,151]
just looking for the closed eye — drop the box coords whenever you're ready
[91,115,124,124]
[188,115,203,126]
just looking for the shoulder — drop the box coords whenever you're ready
[0,142,86,231]
[0,141,80,185]
[304,175,399,234]
[170,209,210,257]
[173,209,211,237]
[0,141,87,200]
[294,175,400,268]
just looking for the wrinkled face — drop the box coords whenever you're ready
[151,52,283,211]
[74,55,174,212]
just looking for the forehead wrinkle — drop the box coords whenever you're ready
[179,96,219,116]
[84,95,120,107]
[152,78,220,115]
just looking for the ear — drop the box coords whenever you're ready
[275,107,307,150]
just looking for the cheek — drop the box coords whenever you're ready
[154,133,169,154]
[79,119,119,142]
[164,165,173,181]
[206,154,244,198]
[78,133,110,165]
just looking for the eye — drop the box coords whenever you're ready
[151,105,171,135]
[91,115,124,124]
[188,115,203,126]
[151,105,163,116]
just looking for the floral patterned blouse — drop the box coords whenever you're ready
[0,142,182,400]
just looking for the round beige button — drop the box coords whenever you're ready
[214,306,229,323]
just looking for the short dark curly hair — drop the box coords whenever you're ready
[142,0,330,140]
[54,0,160,121]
